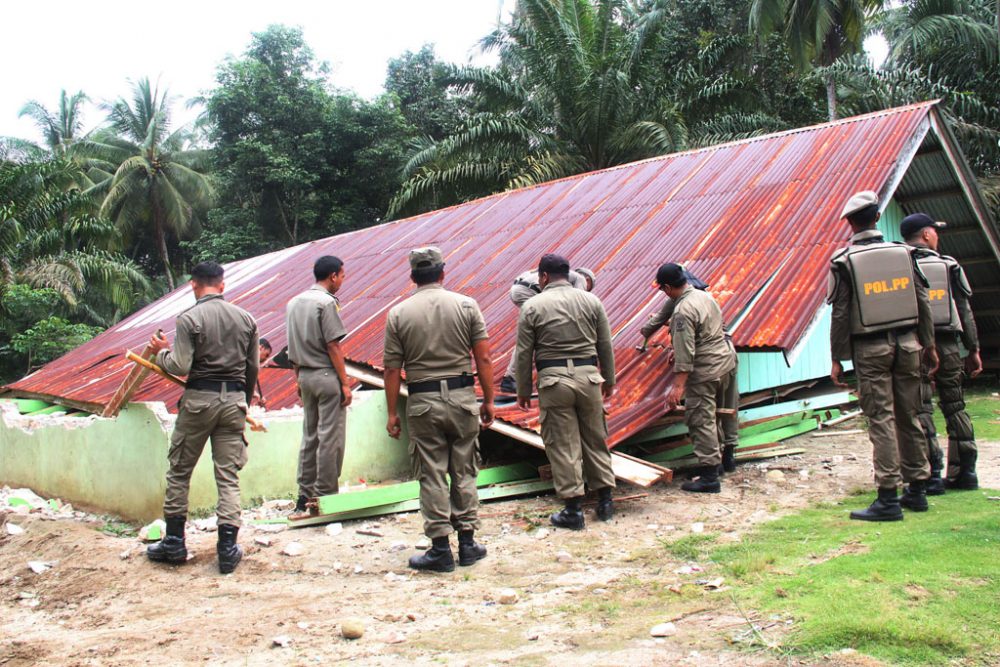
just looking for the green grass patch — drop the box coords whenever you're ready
[99,518,138,538]
[932,381,1000,441]
[713,491,1000,665]
[660,532,718,561]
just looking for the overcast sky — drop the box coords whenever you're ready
[0,0,513,140]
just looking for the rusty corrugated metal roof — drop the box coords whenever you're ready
[9,101,986,446]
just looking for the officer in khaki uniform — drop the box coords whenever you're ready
[286,256,352,515]
[147,261,259,574]
[901,213,982,491]
[829,192,936,521]
[659,264,737,493]
[638,267,740,474]
[500,267,595,394]
[516,254,615,530]
[383,247,495,572]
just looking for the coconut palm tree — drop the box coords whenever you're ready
[95,78,214,289]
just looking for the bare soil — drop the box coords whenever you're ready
[2,430,998,667]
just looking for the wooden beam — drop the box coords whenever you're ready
[102,344,156,417]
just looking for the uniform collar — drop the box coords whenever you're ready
[850,229,884,244]
[416,283,444,292]
[673,284,695,303]
[542,279,571,291]
[310,285,338,300]
[196,293,225,304]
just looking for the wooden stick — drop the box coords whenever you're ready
[125,351,266,432]
[102,343,156,417]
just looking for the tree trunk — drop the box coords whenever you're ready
[154,208,175,291]
[826,75,838,122]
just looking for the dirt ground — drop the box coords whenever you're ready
[2,429,998,667]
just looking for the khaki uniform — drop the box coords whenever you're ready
[286,286,348,497]
[516,280,616,498]
[829,229,934,489]
[157,294,259,527]
[669,286,737,467]
[911,244,979,479]
[643,296,739,449]
[383,284,489,538]
[505,270,587,379]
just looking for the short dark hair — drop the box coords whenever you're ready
[538,253,570,279]
[190,261,224,286]
[846,204,879,228]
[411,265,444,286]
[314,255,344,281]
[259,337,272,351]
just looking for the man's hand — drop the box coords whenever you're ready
[666,346,675,367]
[965,350,983,378]
[517,395,532,410]
[149,331,169,354]
[924,347,939,380]
[602,383,615,400]
[480,401,495,428]
[386,414,402,439]
[665,384,685,411]
[340,384,353,407]
[830,360,847,388]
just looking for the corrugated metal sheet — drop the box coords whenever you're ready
[7,101,996,446]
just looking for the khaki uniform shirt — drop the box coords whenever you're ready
[157,294,259,397]
[383,283,489,383]
[669,285,735,383]
[641,297,677,339]
[515,280,615,390]
[829,230,935,361]
[910,243,979,351]
[286,286,347,369]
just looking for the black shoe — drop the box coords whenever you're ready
[550,500,585,530]
[850,488,903,522]
[500,376,517,394]
[217,524,243,574]
[294,495,309,513]
[721,445,736,473]
[900,481,929,512]
[409,541,456,573]
[945,448,979,490]
[147,516,188,564]
[596,487,614,521]
[457,531,487,566]
[681,468,721,494]
[925,475,946,496]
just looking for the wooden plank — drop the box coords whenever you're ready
[737,391,855,422]
[738,419,819,447]
[667,447,807,471]
[102,344,156,417]
[822,409,862,427]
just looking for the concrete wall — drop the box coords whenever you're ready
[0,390,411,522]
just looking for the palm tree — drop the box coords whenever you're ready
[749,0,885,119]
[95,78,214,289]
[388,0,687,217]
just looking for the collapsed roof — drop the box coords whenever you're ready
[6,101,998,448]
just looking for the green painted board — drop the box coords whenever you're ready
[738,411,812,438]
[738,419,819,447]
[738,392,855,423]
[316,462,538,515]
[622,422,689,446]
[25,405,68,416]
[10,399,51,414]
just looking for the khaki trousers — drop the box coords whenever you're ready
[927,334,976,478]
[406,385,481,538]
[686,374,728,467]
[718,363,739,448]
[853,332,930,488]
[164,388,248,526]
[537,368,616,498]
[297,368,346,498]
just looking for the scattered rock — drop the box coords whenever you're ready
[325,523,343,537]
[272,635,291,648]
[353,564,364,574]
[297,622,310,630]
[383,631,406,644]
[593,588,608,595]
[255,536,273,547]
[139,519,166,542]
[704,577,725,590]
[532,528,549,540]
[194,517,218,532]
[282,542,304,557]
[674,565,702,574]
[690,522,705,533]
[667,584,684,594]
[27,560,54,574]
[765,470,785,483]
[405,613,418,622]
[5,523,24,536]
[384,572,408,583]
[497,588,518,605]
[254,523,288,534]
[389,541,408,553]
[555,550,573,563]
[650,622,677,637]
[341,619,365,639]
[646,524,659,531]
[263,499,295,511]
[798,469,810,479]
[527,632,540,641]
[357,528,384,538]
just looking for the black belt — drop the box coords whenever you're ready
[187,379,246,392]
[852,326,916,341]
[536,356,598,370]
[408,375,475,394]
[514,278,541,294]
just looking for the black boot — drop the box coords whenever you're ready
[925,473,946,496]
[409,536,456,572]
[457,530,487,566]
[596,487,614,522]
[147,516,188,564]
[294,494,309,513]
[900,480,929,512]
[681,467,721,494]
[850,488,903,522]
[721,445,737,473]
[500,376,517,394]
[945,449,979,490]
[550,498,585,530]
[217,524,243,574]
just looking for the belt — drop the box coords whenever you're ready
[514,278,541,294]
[408,375,475,394]
[852,326,916,341]
[536,356,598,370]
[187,378,246,392]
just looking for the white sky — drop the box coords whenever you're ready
[0,0,513,140]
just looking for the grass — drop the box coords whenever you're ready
[99,518,138,538]
[660,532,718,561]
[932,381,1000,441]
[713,491,1000,665]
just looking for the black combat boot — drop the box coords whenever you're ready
[409,536,456,572]
[217,524,243,574]
[550,498,585,530]
[499,376,517,394]
[457,530,487,566]
[850,487,903,522]
[681,467,721,494]
[294,494,309,513]
[925,473,946,496]
[721,445,737,473]
[146,516,188,564]
[945,449,979,490]
[900,480,929,512]
[596,487,614,522]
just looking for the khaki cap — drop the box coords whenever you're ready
[409,246,444,271]
[841,191,878,219]
[576,267,596,288]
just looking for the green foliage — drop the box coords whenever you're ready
[385,44,476,141]
[714,492,1000,664]
[10,316,101,371]
[659,532,719,560]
